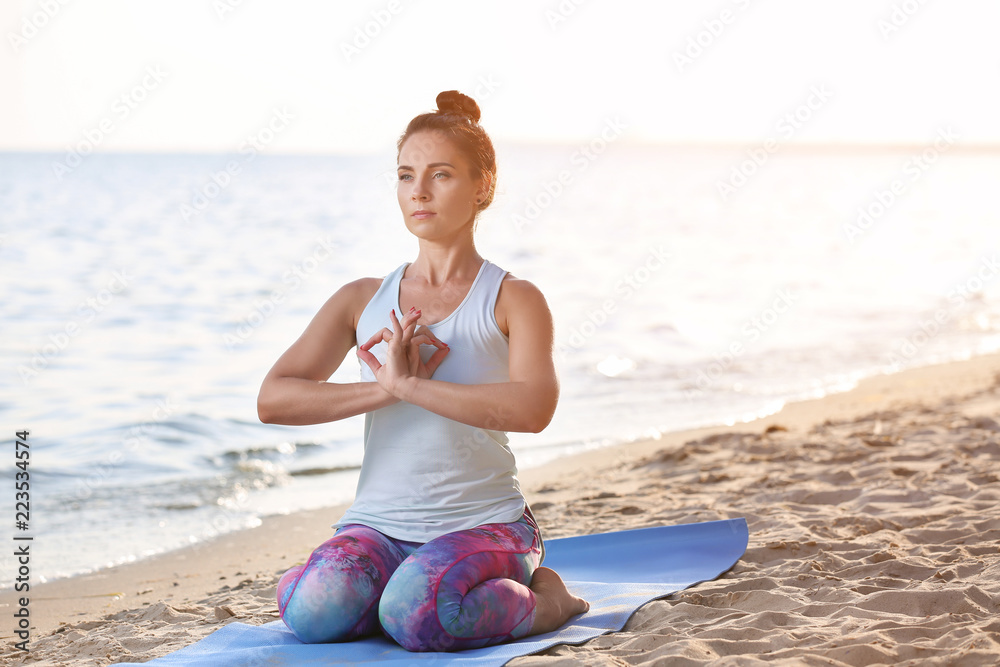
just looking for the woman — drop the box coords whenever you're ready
[257,90,588,652]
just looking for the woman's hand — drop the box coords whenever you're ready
[357,307,449,397]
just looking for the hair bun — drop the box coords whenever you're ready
[435,90,481,123]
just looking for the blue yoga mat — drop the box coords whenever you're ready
[122,518,748,666]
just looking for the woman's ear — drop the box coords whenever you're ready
[475,175,491,205]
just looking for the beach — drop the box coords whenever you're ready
[3,354,999,665]
[6,148,1000,587]
[6,2,1000,664]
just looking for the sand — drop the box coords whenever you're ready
[3,355,1000,666]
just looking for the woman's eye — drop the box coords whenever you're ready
[396,172,448,181]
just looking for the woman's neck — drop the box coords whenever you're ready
[410,240,483,286]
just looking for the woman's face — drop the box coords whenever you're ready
[396,130,484,243]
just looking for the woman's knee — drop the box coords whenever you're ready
[277,529,403,644]
[377,560,442,651]
[378,544,537,651]
[277,559,380,643]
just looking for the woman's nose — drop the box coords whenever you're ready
[411,182,429,200]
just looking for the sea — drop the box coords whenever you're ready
[2,142,999,585]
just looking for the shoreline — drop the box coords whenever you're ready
[4,352,1000,664]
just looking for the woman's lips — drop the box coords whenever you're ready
[412,211,435,219]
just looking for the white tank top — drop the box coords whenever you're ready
[333,260,526,542]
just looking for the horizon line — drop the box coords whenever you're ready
[2,139,1000,158]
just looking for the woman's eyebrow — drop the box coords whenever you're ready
[397,162,456,171]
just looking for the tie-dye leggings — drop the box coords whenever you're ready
[276,510,543,651]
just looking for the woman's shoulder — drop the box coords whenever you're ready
[310,276,383,332]
[342,276,383,299]
[497,273,547,303]
[495,274,552,335]
[329,261,412,324]
[322,276,382,307]
[343,262,410,300]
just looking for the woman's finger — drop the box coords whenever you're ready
[404,308,421,332]
[389,308,406,344]
[413,324,448,348]
[410,333,449,350]
[399,308,421,341]
[358,327,392,352]
[391,307,423,347]
[356,348,382,374]
[423,346,450,376]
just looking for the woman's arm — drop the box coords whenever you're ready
[360,278,559,433]
[257,278,399,425]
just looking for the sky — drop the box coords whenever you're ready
[2,0,999,154]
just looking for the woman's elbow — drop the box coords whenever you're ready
[257,386,280,424]
[520,401,556,433]
[257,400,274,424]
[523,417,550,434]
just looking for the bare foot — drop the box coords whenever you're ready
[528,566,590,635]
